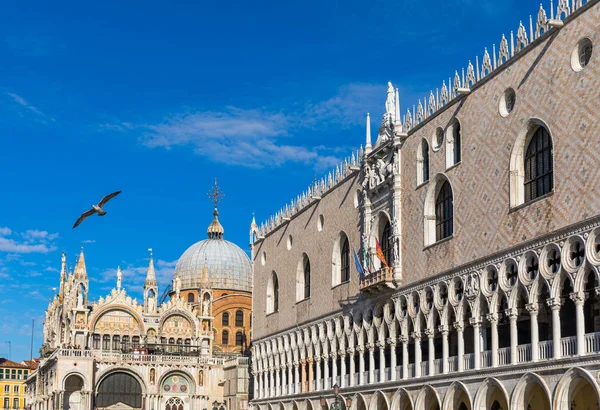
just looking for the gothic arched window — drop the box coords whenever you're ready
[417,139,430,185]
[453,121,462,164]
[435,181,454,241]
[341,236,350,283]
[102,335,110,350]
[235,310,244,327]
[235,331,244,346]
[267,271,279,314]
[112,335,120,350]
[303,257,311,299]
[187,293,195,303]
[222,312,229,326]
[92,334,100,349]
[222,330,229,345]
[380,220,392,267]
[524,126,553,202]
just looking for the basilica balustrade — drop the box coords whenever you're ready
[52,348,226,365]
[251,226,600,401]
[359,267,394,293]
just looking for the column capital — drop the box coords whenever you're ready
[505,307,518,319]
[546,297,562,309]
[411,332,422,341]
[346,347,355,355]
[526,303,539,315]
[570,291,586,305]
[356,345,365,353]
[366,342,375,351]
[486,313,498,324]
[468,317,482,327]
[424,329,435,338]
[454,321,464,332]
[399,335,409,343]
[438,325,449,334]
[387,338,397,346]
[338,350,346,357]
[375,340,386,349]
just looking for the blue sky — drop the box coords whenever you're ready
[0,0,544,361]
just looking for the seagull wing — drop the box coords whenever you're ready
[98,190,122,207]
[72,208,96,229]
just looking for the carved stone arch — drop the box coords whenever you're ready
[574,264,599,294]
[423,173,454,247]
[466,294,482,320]
[158,309,197,335]
[551,270,575,300]
[529,276,551,305]
[351,393,369,410]
[363,307,373,330]
[472,377,509,410]
[411,312,423,334]
[510,372,552,410]
[508,282,529,311]
[390,387,414,410]
[368,390,390,410]
[157,369,196,395]
[415,385,441,410]
[62,371,88,391]
[509,118,554,208]
[373,303,384,328]
[552,367,600,410]
[379,321,389,343]
[94,366,147,395]
[89,305,145,334]
[442,381,472,410]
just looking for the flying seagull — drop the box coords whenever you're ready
[72,191,122,229]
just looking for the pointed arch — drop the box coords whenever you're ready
[267,271,279,314]
[553,367,600,410]
[296,253,311,301]
[417,138,430,185]
[510,372,551,410]
[390,388,414,410]
[424,174,454,246]
[442,381,472,410]
[352,393,368,410]
[368,391,389,410]
[472,378,509,410]
[445,118,462,168]
[332,231,351,287]
[415,385,441,410]
[509,118,554,208]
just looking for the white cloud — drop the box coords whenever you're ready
[0,227,59,254]
[101,82,384,169]
[81,239,96,244]
[6,92,55,122]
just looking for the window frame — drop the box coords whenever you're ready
[523,126,554,203]
[222,311,230,326]
[235,310,244,327]
[222,330,229,345]
[341,236,350,283]
[435,181,454,241]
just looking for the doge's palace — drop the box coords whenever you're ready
[249,1,600,409]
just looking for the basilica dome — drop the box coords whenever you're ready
[174,208,252,293]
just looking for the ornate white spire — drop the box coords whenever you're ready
[394,88,401,129]
[145,248,157,287]
[207,178,225,239]
[74,247,87,279]
[365,113,372,153]
[116,266,122,291]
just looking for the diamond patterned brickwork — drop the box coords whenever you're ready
[400,3,600,283]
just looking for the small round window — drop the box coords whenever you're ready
[287,235,293,250]
[499,88,516,117]
[571,38,593,72]
[432,127,444,151]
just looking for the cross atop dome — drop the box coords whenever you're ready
[207,178,225,239]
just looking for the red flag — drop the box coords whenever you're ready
[375,238,388,268]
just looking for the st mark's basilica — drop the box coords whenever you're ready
[26,202,252,410]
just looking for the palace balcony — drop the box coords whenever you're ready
[359,267,395,293]
[50,348,226,365]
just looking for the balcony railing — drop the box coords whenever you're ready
[359,268,395,293]
[268,332,600,398]
[52,349,225,365]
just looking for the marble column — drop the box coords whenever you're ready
[547,298,562,359]
[315,356,321,391]
[413,333,422,378]
[269,368,274,397]
[300,360,306,393]
[508,309,518,364]
[471,318,482,370]
[339,352,346,388]
[275,366,281,396]
[425,329,434,375]
[358,347,365,385]
[323,354,330,390]
[486,314,498,368]
[527,303,539,362]
[455,321,464,371]
[287,363,292,395]
[439,325,449,374]
[388,340,397,381]
[307,358,314,392]
[294,362,300,394]
[367,344,375,384]
[571,292,586,356]
[281,365,286,395]
[377,341,386,382]
[348,348,356,387]
[331,353,338,387]
[253,371,259,399]
[401,337,409,379]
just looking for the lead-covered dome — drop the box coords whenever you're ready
[174,208,252,292]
